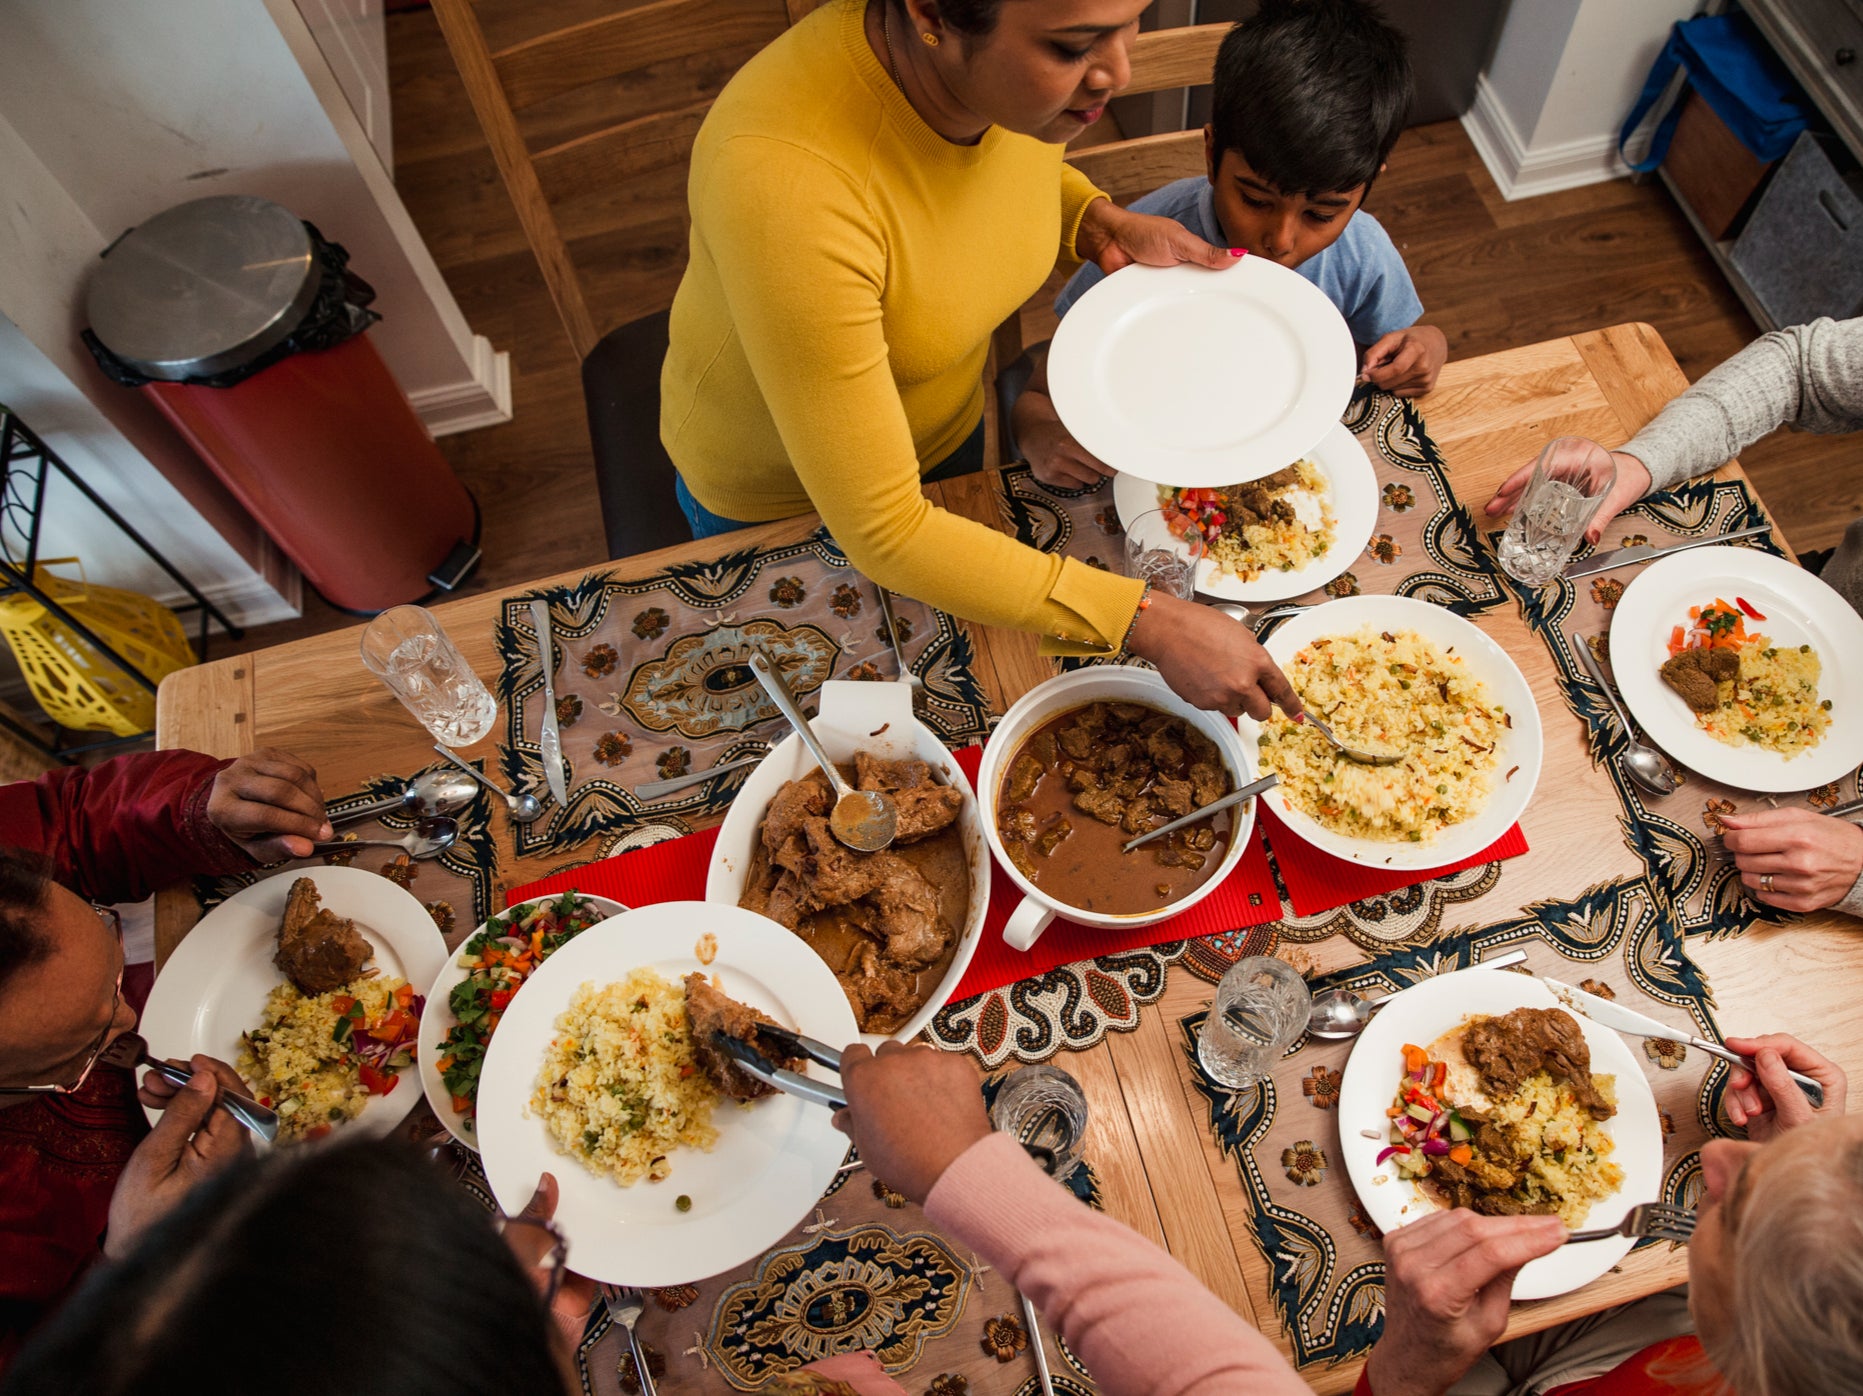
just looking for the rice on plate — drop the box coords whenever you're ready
[1258,625,1509,843]
[239,974,418,1142]
[1158,459,1335,582]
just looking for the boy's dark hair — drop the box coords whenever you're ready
[0,849,54,1000]
[1210,0,1413,197]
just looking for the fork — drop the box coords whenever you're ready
[598,1283,657,1395]
[100,1033,279,1143]
[1564,1201,1696,1246]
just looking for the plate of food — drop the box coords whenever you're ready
[1111,422,1378,602]
[1047,258,1356,487]
[705,680,988,1041]
[417,891,629,1149]
[1337,968,1664,1299]
[1609,547,1863,792]
[1236,594,1543,869]
[474,900,858,1286]
[138,866,448,1143]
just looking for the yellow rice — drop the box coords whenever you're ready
[1696,637,1829,757]
[238,974,408,1143]
[1161,459,1335,581]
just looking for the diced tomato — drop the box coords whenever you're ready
[1401,1044,1427,1075]
[366,1008,417,1043]
[358,1062,398,1096]
[307,1124,333,1141]
[393,983,415,1007]
[451,1094,473,1115]
[1735,596,1766,621]
[1667,625,1687,656]
[330,994,356,1014]
[489,988,513,1012]
[1430,1061,1447,1092]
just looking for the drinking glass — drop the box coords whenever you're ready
[1123,509,1204,601]
[359,605,497,747]
[1496,437,1619,587]
[1197,956,1311,1092]
[989,1063,1088,1182]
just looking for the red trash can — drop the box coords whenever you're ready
[84,195,480,614]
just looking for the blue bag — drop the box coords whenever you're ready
[1618,12,1814,172]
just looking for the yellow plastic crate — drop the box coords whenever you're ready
[0,559,197,736]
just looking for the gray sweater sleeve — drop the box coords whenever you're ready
[1619,317,1863,492]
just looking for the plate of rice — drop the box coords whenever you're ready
[1236,595,1543,868]
[1111,422,1378,602]
[475,900,858,1286]
[1611,547,1863,792]
[138,866,448,1141]
[1338,968,1663,1300]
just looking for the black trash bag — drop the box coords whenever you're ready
[83,220,381,389]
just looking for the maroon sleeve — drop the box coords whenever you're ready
[0,751,256,904]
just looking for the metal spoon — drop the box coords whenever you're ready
[748,648,897,852]
[432,744,544,824]
[311,816,459,860]
[1307,947,1530,1040]
[634,753,766,801]
[1299,711,1405,767]
[1572,632,1681,797]
[874,585,924,699]
[332,768,479,826]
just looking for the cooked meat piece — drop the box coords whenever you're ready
[1029,728,1058,768]
[1699,647,1739,683]
[1004,751,1043,803]
[765,869,806,930]
[1067,766,1100,794]
[1121,797,1155,835]
[1268,498,1295,524]
[1659,651,1719,714]
[842,942,918,1034]
[791,818,889,908]
[1154,833,1206,871]
[1035,817,1072,857]
[1005,839,1040,880]
[870,861,946,969]
[683,972,805,1102]
[763,772,833,857]
[854,752,930,792]
[1463,1007,1615,1120]
[1144,727,1186,770]
[1236,485,1275,518]
[1152,777,1194,818]
[1057,723,1096,761]
[1186,825,1216,852]
[1073,785,1127,826]
[273,878,373,994]
[1000,806,1040,842]
[1258,465,1302,491]
[1473,1193,1560,1217]
[1188,758,1228,807]
[1427,1156,1479,1210]
[891,782,964,843]
[1106,703,1148,725]
[1099,742,1132,776]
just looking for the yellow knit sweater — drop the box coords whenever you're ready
[661,0,1144,654]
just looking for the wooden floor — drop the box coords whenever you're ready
[216,11,1860,658]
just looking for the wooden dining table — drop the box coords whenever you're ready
[155,323,1863,1393]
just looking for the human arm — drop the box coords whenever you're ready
[835,1042,1311,1396]
[1360,324,1448,397]
[1720,1033,1848,1141]
[1720,807,1863,915]
[107,1056,251,1260]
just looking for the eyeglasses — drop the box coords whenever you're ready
[494,1212,569,1308]
[0,904,124,1097]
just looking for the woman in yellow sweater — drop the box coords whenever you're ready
[662,0,1299,720]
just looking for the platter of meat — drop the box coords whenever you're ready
[705,680,989,1041]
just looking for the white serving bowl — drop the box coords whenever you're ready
[977,666,1258,952]
[704,680,989,1043]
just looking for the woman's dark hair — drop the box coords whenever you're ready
[0,849,55,1000]
[891,0,1005,40]
[1209,0,1413,197]
[2,1137,566,1396]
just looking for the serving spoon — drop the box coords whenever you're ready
[1298,711,1406,767]
[1123,773,1279,853]
[1572,632,1681,798]
[432,743,544,824]
[311,816,459,861]
[1306,947,1531,1040]
[331,768,478,826]
[748,649,898,852]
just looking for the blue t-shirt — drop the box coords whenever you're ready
[1054,176,1423,344]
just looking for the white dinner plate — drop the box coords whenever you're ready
[1609,546,1863,793]
[1111,421,1378,602]
[1235,595,1543,869]
[138,866,448,1136]
[1048,258,1356,487]
[1336,969,1663,1300]
[417,893,630,1150]
[475,901,858,1286]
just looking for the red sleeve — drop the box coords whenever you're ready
[1354,1367,1376,1396]
[0,751,255,903]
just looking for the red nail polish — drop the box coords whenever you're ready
[1229,248,1245,258]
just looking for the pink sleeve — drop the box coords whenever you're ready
[924,1133,1310,1396]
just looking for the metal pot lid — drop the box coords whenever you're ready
[85,196,320,381]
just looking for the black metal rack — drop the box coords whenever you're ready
[0,407,244,762]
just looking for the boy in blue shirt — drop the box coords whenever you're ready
[1014,0,1447,489]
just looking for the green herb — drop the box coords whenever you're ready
[582,1129,601,1150]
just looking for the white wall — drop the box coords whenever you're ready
[1464,0,1698,200]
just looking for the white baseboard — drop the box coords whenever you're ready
[1462,74,1632,203]
[408,334,513,438]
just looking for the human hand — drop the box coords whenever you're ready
[506,1173,596,1328]
[1126,593,1303,722]
[1484,450,1652,546]
[1076,199,1239,275]
[207,747,333,862]
[1365,1209,1565,1396]
[107,1055,251,1260]
[1360,325,1448,397]
[832,1040,991,1204]
[1018,399,1115,489]
[1722,1033,1847,1141]
[135,1052,251,1113]
[1720,808,1863,913]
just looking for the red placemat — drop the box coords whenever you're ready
[507,745,1284,1005]
[1256,803,1529,917]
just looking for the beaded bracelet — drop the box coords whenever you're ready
[1118,583,1153,655]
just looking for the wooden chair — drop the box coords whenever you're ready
[429,0,824,558]
[991,22,1228,463]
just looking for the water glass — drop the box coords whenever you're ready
[1496,437,1619,587]
[989,1063,1089,1182]
[1123,509,1204,601]
[1197,955,1311,1092]
[359,605,497,747]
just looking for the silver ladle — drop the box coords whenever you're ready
[748,649,897,852]
[332,768,479,826]
[432,744,544,824]
[1572,632,1680,797]
[1307,947,1530,1040]
[311,816,459,861]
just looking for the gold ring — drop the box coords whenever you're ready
[1761,873,1775,893]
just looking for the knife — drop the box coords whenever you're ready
[1538,974,1823,1108]
[1562,523,1771,580]
[528,599,569,806]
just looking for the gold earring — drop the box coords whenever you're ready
[920,31,939,46]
